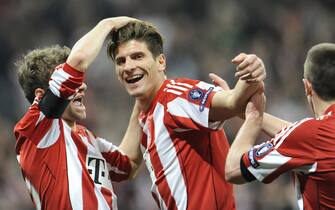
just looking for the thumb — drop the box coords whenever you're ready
[209,73,230,90]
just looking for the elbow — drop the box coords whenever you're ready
[225,164,245,185]
[66,50,88,71]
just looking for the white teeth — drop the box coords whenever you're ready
[73,101,81,106]
[127,75,142,81]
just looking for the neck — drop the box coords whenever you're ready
[314,99,335,117]
[137,77,165,112]
[64,119,77,131]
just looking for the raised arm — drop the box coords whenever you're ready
[225,89,266,184]
[67,16,137,72]
[118,101,143,178]
[262,113,291,137]
[209,72,291,137]
[209,53,266,121]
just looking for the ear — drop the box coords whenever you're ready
[157,54,166,73]
[303,79,313,96]
[35,88,45,98]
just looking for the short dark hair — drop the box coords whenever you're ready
[15,45,70,103]
[107,21,164,60]
[304,43,335,101]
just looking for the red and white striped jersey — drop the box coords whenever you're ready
[241,104,335,210]
[14,63,131,210]
[139,78,236,210]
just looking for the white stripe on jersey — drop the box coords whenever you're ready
[166,84,189,92]
[25,178,41,210]
[153,103,187,210]
[37,119,60,148]
[293,162,318,174]
[196,81,215,90]
[36,111,45,126]
[274,118,312,149]
[167,97,209,128]
[170,80,193,88]
[164,89,183,95]
[141,143,167,209]
[248,150,291,181]
[64,123,83,210]
[49,68,72,99]
[80,134,116,210]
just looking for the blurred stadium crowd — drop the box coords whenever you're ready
[0,0,334,209]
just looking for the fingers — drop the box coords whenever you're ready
[233,53,266,82]
[231,53,247,64]
[208,73,230,90]
[235,59,261,78]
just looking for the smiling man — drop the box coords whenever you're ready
[107,20,266,210]
[14,17,142,210]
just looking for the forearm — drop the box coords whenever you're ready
[66,19,115,72]
[230,80,262,113]
[225,116,262,184]
[262,113,291,137]
[210,80,262,121]
[118,105,143,178]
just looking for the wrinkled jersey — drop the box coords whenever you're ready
[139,78,236,210]
[14,63,131,210]
[241,104,335,210]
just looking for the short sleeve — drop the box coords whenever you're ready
[166,80,225,131]
[96,137,132,182]
[241,118,318,183]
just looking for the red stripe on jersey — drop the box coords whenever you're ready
[147,115,178,210]
[101,187,113,208]
[103,151,131,182]
[140,78,235,210]
[51,63,84,99]
[149,143,178,210]
[71,132,99,210]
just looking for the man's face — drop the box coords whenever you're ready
[114,40,165,100]
[62,83,87,122]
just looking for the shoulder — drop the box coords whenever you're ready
[279,118,317,138]
[273,117,319,150]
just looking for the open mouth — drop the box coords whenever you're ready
[125,74,144,84]
[73,96,83,106]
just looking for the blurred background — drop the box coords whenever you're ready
[1,0,335,209]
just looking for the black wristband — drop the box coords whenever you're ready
[39,89,69,118]
[240,156,256,182]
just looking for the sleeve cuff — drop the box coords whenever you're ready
[63,63,84,78]
[240,154,256,182]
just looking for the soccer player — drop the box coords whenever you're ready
[14,17,142,210]
[106,20,266,210]
[225,43,335,209]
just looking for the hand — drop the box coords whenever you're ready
[103,16,139,31]
[208,73,230,90]
[232,53,266,82]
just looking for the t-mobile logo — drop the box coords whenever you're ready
[87,157,106,185]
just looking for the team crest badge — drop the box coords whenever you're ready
[188,88,204,100]
[255,143,273,157]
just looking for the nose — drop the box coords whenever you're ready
[78,83,87,94]
[123,58,136,73]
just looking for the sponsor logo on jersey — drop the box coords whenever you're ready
[255,143,273,157]
[87,157,107,185]
[248,149,259,168]
[188,88,204,100]
[199,87,214,112]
